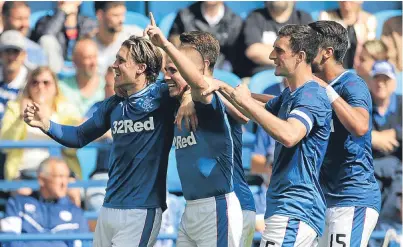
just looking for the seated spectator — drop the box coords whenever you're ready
[168,1,243,72]
[31,1,97,73]
[2,1,47,69]
[234,1,312,78]
[0,66,82,180]
[356,40,388,83]
[319,1,377,69]
[381,15,402,72]
[93,1,143,76]
[368,61,402,228]
[0,157,89,247]
[0,30,29,122]
[58,38,105,117]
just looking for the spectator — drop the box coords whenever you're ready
[319,1,377,69]
[234,1,312,78]
[93,1,143,76]
[0,1,5,33]
[368,61,402,233]
[58,38,105,117]
[0,30,29,122]
[0,66,82,180]
[356,40,388,83]
[0,157,89,247]
[168,1,243,71]
[2,1,47,69]
[31,1,97,73]
[381,15,402,72]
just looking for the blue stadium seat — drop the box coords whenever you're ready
[295,1,338,14]
[125,11,150,29]
[374,10,402,39]
[249,69,283,94]
[396,72,402,95]
[310,11,321,21]
[159,12,177,37]
[167,147,182,193]
[213,69,242,88]
[30,10,53,29]
[76,148,98,180]
[148,1,192,24]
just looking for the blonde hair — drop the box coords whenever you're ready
[21,66,64,110]
[363,40,388,61]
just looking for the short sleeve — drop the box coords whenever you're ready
[169,12,185,37]
[288,85,331,136]
[340,79,371,113]
[244,11,264,47]
[265,94,283,115]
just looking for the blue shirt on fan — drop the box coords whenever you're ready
[264,81,332,236]
[174,93,235,200]
[320,71,381,212]
[46,82,176,211]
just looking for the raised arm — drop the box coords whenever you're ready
[145,13,211,104]
[24,102,109,148]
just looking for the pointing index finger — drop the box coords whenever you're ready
[149,12,156,26]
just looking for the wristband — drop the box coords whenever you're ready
[326,85,340,104]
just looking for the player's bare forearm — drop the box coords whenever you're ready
[332,98,369,137]
[245,43,275,65]
[240,97,305,148]
[217,92,249,124]
[163,42,211,103]
[252,93,275,104]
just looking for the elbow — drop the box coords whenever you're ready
[352,123,369,137]
[280,134,299,148]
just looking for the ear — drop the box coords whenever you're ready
[297,51,306,64]
[323,47,334,60]
[203,60,210,75]
[136,63,147,75]
[38,175,45,187]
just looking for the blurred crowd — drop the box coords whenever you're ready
[0,1,400,247]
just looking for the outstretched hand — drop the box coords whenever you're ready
[144,12,170,48]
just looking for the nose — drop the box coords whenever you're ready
[164,72,171,81]
[269,50,276,61]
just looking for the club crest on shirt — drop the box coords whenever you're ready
[138,97,154,112]
[59,211,72,222]
[24,203,36,213]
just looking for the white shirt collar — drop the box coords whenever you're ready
[201,4,225,26]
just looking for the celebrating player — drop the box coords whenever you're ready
[146,14,244,247]
[23,34,194,246]
[309,20,381,247]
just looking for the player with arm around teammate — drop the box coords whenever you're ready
[309,20,381,247]
[145,15,244,247]
[205,24,333,247]
[23,35,195,247]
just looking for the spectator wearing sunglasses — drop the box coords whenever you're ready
[0,66,82,181]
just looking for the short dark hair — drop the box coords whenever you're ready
[308,21,349,64]
[122,35,162,83]
[2,1,29,17]
[179,31,220,72]
[277,24,319,64]
[94,1,125,13]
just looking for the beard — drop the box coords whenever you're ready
[106,23,123,34]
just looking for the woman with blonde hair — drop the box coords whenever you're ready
[356,40,389,82]
[0,66,82,181]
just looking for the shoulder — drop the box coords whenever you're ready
[4,100,20,115]
[246,8,266,21]
[223,4,242,22]
[296,81,329,108]
[295,9,313,22]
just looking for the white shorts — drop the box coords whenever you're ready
[241,210,256,247]
[259,215,318,247]
[177,192,243,247]
[318,206,379,247]
[93,206,162,247]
